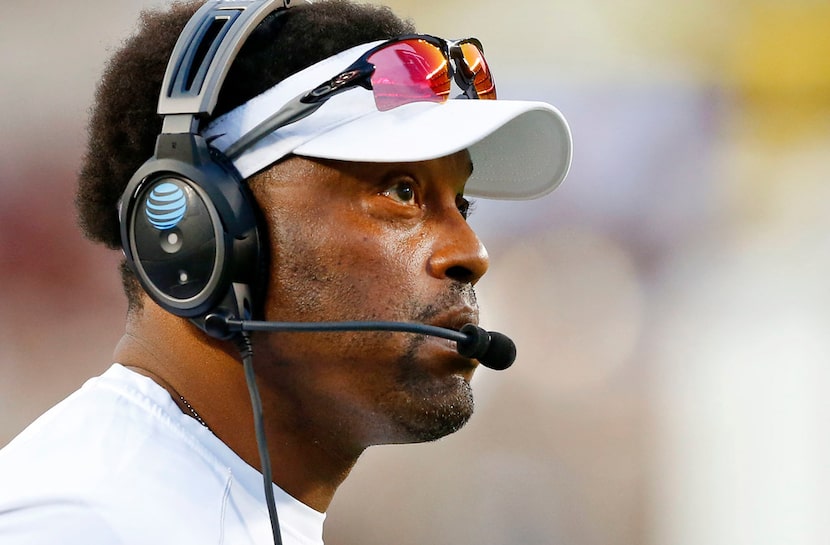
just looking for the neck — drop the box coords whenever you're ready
[113,299,360,512]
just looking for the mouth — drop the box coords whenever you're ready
[427,305,480,333]
[419,306,481,373]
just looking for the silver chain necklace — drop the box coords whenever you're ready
[179,395,210,430]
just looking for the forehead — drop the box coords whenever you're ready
[255,150,474,194]
[316,150,473,184]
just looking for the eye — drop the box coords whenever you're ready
[381,180,418,205]
[456,195,475,220]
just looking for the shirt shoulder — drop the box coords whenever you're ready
[0,364,326,545]
[0,365,233,543]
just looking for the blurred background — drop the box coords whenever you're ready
[2,0,830,543]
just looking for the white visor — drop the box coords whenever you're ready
[204,40,573,200]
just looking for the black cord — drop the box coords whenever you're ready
[226,318,468,342]
[237,332,283,545]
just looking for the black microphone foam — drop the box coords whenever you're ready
[208,314,516,370]
[483,331,517,370]
[456,324,516,370]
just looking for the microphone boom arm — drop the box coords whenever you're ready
[222,318,468,341]
[205,314,515,370]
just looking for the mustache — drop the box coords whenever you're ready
[411,282,478,324]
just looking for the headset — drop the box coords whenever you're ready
[118,0,295,338]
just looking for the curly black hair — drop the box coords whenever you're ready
[75,0,415,309]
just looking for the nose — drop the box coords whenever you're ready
[426,217,490,285]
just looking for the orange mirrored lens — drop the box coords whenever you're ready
[368,39,451,111]
[459,42,496,100]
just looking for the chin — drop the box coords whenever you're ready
[383,374,476,444]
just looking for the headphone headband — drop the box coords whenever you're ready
[159,0,293,120]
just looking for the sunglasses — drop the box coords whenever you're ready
[225,34,496,160]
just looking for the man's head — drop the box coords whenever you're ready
[77,0,571,448]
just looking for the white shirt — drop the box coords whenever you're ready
[0,364,325,545]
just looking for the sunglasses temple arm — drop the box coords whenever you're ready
[224,95,324,160]
[454,86,480,100]
[447,49,480,100]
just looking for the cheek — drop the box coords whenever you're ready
[263,212,430,321]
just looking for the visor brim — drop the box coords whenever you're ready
[292,99,572,200]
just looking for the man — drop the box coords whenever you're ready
[0,0,571,543]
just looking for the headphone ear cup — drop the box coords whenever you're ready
[127,174,225,316]
[120,134,265,330]
[116,2,287,337]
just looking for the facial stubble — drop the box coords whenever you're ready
[376,296,477,444]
